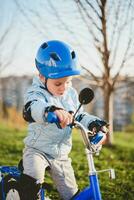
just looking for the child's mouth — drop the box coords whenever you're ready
[59,92,64,96]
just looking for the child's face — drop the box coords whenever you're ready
[40,74,72,96]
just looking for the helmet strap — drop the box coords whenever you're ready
[39,74,53,95]
[45,79,48,90]
[39,74,48,90]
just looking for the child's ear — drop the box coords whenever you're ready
[39,74,46,82]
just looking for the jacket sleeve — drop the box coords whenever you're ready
[23,90,53,123]
[76,111,102,130]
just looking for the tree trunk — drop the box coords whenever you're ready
[2,101,8,119]
[103,84,114,145]
[0,78,9,119]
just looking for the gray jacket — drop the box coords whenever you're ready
[23,76,100,158]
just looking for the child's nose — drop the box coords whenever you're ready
[61,86,65,92]
[60,84,66,91]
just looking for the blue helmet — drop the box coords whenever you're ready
[35,40,80,79]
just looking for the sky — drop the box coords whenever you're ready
[0,0,134,77]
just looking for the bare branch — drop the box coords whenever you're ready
[0,27,11,45]
[0,4,17,74]
[95,0,101,7]
[99,0,110,76]
[13,0,47,37]
[48,0,76,36]
[112,37,132,87]
[106,0,116,18]
[75,1,98,42]
[76,0,102,33]
[125,53,134,61]
[81,65,103,87]
[109,0,122,51]
[110,0,133,68]
[114,0,133,35]
[0,17,14,45]
[85,0,101,19]
[20,4,53,37]
[0,41,18,74]
[48,0,97,61]
[74,1,103,55]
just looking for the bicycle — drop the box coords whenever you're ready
[0,88,115,200]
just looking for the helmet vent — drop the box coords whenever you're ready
[71,51,76,59]
[50,52,61,61]
[41,42,48,49]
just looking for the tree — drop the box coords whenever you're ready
[0,6,17,118]
[73,0,134,144]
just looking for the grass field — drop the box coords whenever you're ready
[0,123,134,200]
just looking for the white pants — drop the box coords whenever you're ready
[23,147,78,200]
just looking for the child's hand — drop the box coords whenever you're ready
[54,109,73,128]
[101,125,109,134]
[88,119,109,135]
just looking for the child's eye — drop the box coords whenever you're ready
[55,83,62,87]
[55,81,71,87]
[66,81,70,84]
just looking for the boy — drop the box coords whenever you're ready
[21,40,107,200]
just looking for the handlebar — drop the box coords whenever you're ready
[47,112,105,153]
[47,112,90,149]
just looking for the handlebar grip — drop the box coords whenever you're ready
[47,112,60,123]
[90,131,104,144]
[90,131,106,145]
[46,111,74,129]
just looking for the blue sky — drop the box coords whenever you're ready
[0,0,134,77]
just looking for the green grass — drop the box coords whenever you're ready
[0,124,134,199]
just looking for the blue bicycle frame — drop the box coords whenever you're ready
[73,121,102,200]
[74,153,102,200]
[73,121,115,200]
